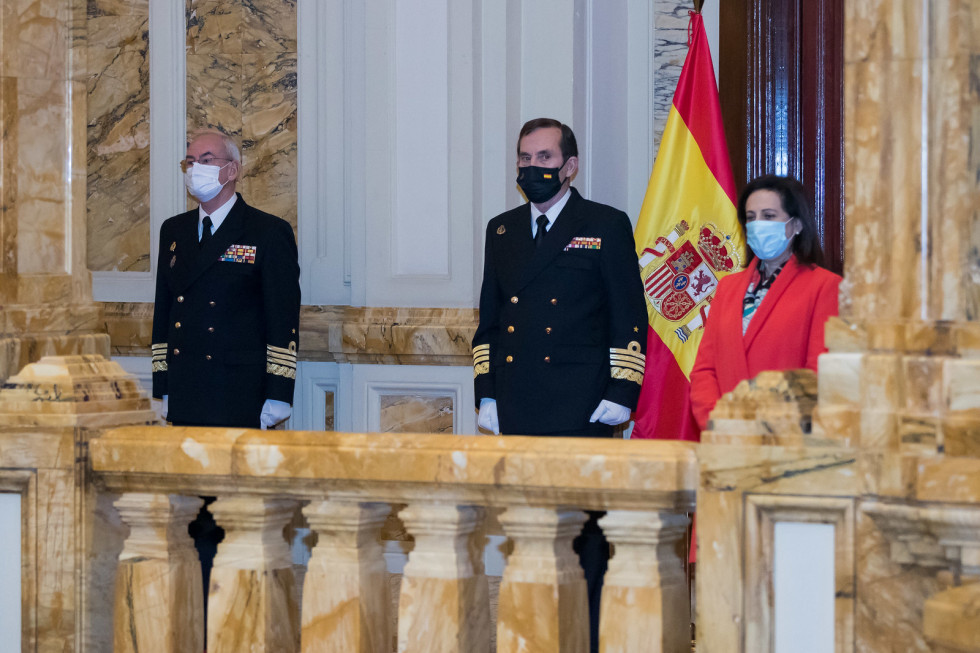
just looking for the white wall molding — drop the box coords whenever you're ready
[352,364,476,434]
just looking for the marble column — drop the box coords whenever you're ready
[113,493,204,653]
[495,507,589,653]
[396,503,490,653]
[301,500,391,653]
[0,0,108,382]
[598,511,690,653]
[208,496,300,653]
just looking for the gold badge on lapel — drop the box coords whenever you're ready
[497,225,506,235]
[170,242,176,251]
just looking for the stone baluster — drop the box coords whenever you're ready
[208,496,300,653]
[113,493,204,653]
[396,503,490,652]
[495,507,589,653]
[598,511,690,653]
[300,500,391,652]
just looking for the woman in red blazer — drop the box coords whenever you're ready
[690,175,842,430]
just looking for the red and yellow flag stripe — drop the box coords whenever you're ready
[631,12,744,441]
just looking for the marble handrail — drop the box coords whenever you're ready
[90,427,697,653]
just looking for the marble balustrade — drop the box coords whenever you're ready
[89,425,697,653]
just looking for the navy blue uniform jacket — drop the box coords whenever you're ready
[151,194,301,427]
[472,188,648,435]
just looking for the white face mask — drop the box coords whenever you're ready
[183,162,230,202]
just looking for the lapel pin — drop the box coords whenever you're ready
[497,225,506,235]
[170,255,176,268]
[170,241,176,251]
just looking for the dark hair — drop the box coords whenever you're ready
[517,118,578,161]
[737,174,826,268]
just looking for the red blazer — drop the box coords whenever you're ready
[690,256,841,429]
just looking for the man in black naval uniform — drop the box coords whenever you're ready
[151,129,300,615]
[472,118,647,651]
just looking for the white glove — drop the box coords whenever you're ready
[161,395,169,420]
[260,399,292,430]
[589,399,631,426]
[477,398,500,434]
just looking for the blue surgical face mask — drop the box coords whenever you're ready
[746,219,795,260]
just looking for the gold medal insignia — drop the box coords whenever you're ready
[497,225,506,235]
[170,241,176,251]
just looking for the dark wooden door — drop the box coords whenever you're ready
[719,0,844,273]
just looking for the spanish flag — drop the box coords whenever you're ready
[631,11,745,441]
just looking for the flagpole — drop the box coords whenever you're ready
[693,0,704,13]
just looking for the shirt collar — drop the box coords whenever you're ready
[198,193,238,234]
[530,187,572,232]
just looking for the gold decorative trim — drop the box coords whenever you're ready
[267,363,297,379]
[152,361,168,373]
[473,362,489,378]
[610,358,646,374]
[611,367,643,385]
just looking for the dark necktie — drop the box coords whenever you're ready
[200,216,213,248]
[535,215,549,248]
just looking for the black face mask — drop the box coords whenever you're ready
[517,161,566,203]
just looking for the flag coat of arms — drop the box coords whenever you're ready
[631,11,744,441]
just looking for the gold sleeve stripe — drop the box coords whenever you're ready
[267,363,297,379]
[151,343,168,350]
[610,352,646,364]
[473,352,490,364]
[267,355,297,368]
[611,367,643,385]
[267,344,298,358]
[152,361,168,373]
[611,359,646,374]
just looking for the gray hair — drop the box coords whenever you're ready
[188,128,241,163]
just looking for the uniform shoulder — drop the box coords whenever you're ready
[486,203,529,230]
[161,209,197,231]
[241,202,293,232]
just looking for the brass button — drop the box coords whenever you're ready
[209,301,216,307]
[173,348,180,355]
[511,296,519,304]
[208,327,215,333]
[544,356,551,363]
[205,355,212,361]
[175,321,181,328]
[177,295,184,303]
[550,298,557,305]
[291,329,296,334]
[506,355,513,363]
[507,326,515,333]
[545,327,552,334]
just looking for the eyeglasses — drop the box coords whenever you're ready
[179,156,232,173]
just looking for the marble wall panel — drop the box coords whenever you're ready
[86,8,150,272]
[652,2,691,157]
[186,53,243,137]
[187,0,242,54]
[379,395,454,434]
[241,52,297,228]
[324,391,334,431]
[185,1,296,228]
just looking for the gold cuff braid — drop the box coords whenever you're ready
[267,363,297,379]
[611,367,643,385]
